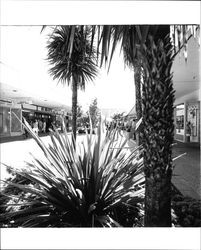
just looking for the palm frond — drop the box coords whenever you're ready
[46,25,99,88]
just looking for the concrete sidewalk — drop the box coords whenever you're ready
[1,132,200,200]
[0,133,51,144]
[127,137,200,200]
[172,142,200,200]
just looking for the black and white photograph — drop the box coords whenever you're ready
[0,1,200,249]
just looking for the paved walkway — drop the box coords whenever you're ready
[172,142,200,200]
[0,133,50,144]
[127,137,200,200]
[0,133,84,183]
[1,132,200,200]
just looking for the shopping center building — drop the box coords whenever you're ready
[173,35,200,145]
[0,83,71,138]
[0,63,71,138]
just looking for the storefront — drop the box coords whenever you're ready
[172,33,200,145]
[0,101,22,137]
[0,77,71,138]
[22,103,56,133]
[175,101,200,143]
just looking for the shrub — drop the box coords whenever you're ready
[0,120,145,227]
[172,194,201,227]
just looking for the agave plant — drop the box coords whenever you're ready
[0,119,144,227]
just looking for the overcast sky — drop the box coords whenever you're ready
[0,26,135,113]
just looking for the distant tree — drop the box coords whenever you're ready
[81,115,90,128]
[112,112,125,121]
[88,98,100,129]
[123,35,143,146]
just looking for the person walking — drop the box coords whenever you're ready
[23,124,29,139]
[42,120,46,133]
[33,120,39,135]
[131,119,136,140]
[38,119,43,133]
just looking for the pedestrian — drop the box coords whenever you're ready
[186,121,191,142]
[42,120,46,133]
[65,117,69,132]
[38,119,43,133]
[23,125,29,139]
[33,120,39,135]
[131,119,136,140]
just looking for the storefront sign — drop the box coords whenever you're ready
[22,104,37,110]
[176,109,184,116]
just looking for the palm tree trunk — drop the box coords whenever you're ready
[142,28,174,226]
[134,63,142,145]
[72,78,78,142]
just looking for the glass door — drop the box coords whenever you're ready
[187,103,199,142]
[175,104,185,141]
[10,108,22,135]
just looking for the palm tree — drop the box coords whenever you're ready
[133,63,143,145]
[91,25,199,226]
[108,25,174,226]
[121,28,143,145]
[46,24,199,226]
[46,25,98,141]
[141,26,174,226]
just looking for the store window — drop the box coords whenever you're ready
[0,106,11,136]
[11,108,22,133]
[175,104,185,136]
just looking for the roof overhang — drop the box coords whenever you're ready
[0,81,71,113]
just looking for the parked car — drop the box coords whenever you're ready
[77,127,86,134]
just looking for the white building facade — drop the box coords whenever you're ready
[173,35,200,144]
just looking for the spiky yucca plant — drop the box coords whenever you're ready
[0,119,144,227]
